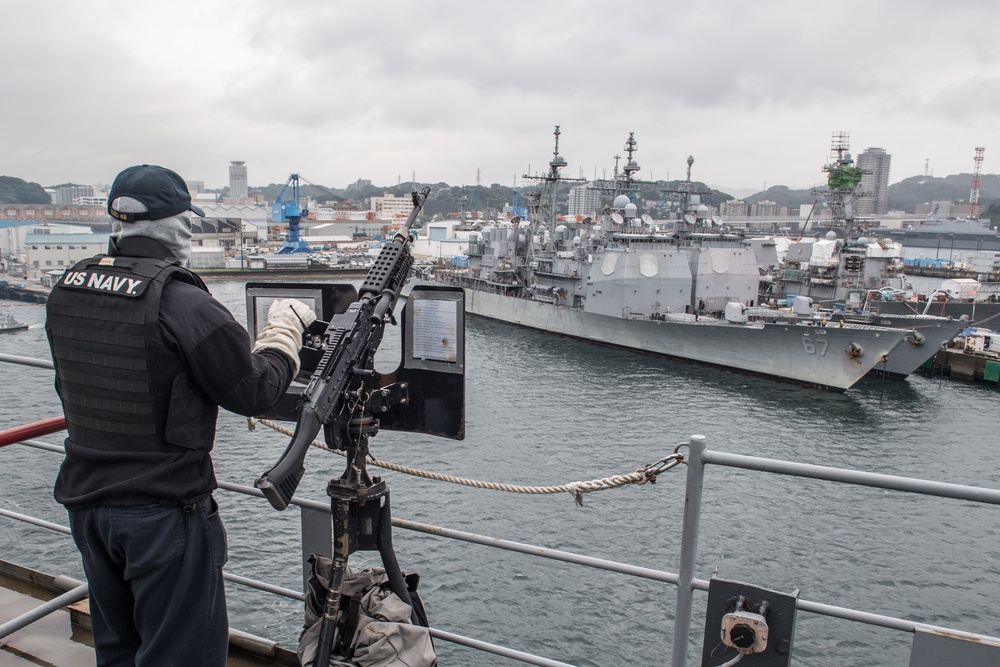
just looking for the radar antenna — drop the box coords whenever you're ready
[522,125,585,230]
[661,155,714,233]
[590,132,657,230]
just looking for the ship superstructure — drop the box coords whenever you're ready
[761,133,910,307]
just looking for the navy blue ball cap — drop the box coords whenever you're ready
[107,164,205,223]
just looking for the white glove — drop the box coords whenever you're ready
[252,298,317,374]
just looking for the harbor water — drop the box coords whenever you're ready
[2,281,999,666]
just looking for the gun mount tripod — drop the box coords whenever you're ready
[312,401,420,665]
[251,188,464,665]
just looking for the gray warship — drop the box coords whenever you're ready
[754,133,969,379]
[433,128,913,391]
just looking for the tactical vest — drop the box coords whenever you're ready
[45,255,216,454]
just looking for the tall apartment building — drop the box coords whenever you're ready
[750,200,778,217]
[229,161,248,200]
[719,199,748,218]
[57,185,94,205]
[568,183,604,217]
[855,148,891,216]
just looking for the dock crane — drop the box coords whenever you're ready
[272,173,311,254]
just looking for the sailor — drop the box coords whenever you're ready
[44,164,316,667]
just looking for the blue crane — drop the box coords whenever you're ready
[272,173,311,254]
[510,191,528,220]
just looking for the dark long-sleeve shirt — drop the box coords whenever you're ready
[54,277,294,508]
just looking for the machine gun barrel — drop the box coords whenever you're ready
[255,187,430,511]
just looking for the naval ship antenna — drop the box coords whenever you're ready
[522,126,585,252]
[661,155,714,234]
[591,132,657,231]
[818,131,872,241]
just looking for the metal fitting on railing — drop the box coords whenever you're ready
[637,451,686,483]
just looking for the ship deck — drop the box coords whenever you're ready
[0,559,298,666]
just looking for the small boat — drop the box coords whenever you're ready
[0,313,29,333]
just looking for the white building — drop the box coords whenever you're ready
[301,221,385,240]
[200,204,270,241]
[24,232,109,273]
[370,194,414,219]
[74,196,108,207]
[189,246,226,269]
[410,220,473,260]
[2,221,92,259]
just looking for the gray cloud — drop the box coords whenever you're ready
[3,1,998,192]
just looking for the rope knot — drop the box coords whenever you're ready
[564,482,586,507]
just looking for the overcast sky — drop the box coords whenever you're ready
[5,1,999,195]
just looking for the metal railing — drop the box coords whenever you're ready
[3,352,1000,666]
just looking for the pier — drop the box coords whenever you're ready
[0,281,48,304]
[925,348,1000,385]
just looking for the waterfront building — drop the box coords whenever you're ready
[410,219,473,260]
[301,220,387,242]
[24,232,109,272]
[856,147,892,216]
[1,204,108,225]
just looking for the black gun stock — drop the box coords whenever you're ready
[254,187,431,511]
[254,408,321,510]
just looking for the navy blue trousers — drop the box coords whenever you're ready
[68,496,229,667]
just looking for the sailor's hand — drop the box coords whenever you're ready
[268,298,317,332]
[252,299,317,374]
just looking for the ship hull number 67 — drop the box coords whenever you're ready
[802,338,829,356]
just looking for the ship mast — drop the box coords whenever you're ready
[818,131,868,239]
[522,126,584,243]
[591,132,656,230]
[661,155,714,234]
[621,132,641,201]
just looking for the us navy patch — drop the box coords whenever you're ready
[60,270,146,296]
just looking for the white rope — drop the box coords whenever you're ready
[250,418,683,506]
[716,653,744,667]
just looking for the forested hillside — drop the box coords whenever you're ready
[0,176,50,205]
[5,170,998,220]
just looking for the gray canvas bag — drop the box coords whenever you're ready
[299,555,436,667]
